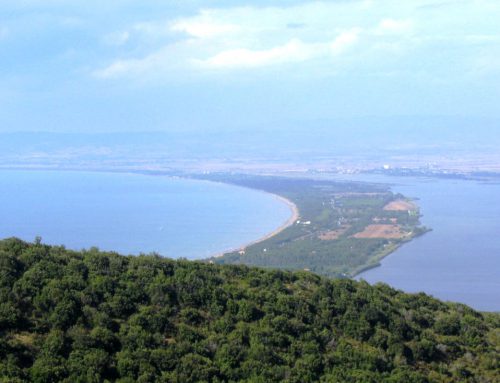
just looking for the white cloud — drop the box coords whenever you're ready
[93,60,131,78]
[375,18,414,35]
[93,50,167,79]
[93,40,187,79]
[93,2,374,77]
[331,29,360,55]
[171,15,240,39]
[131,20,175,39]
[92,1,498,80]
[196,39,314,69]
[196,29,360,70]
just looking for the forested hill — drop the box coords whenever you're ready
[0,239,498,382]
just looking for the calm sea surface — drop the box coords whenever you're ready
[0,170,292,260]
[329,174,500,312]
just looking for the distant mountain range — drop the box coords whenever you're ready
[2,116,499,166]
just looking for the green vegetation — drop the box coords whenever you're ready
[1,238,498,382]
[202,174,428,277]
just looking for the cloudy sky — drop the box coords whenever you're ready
[1,0,499,133]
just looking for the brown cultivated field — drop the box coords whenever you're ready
[318,225,350,240]
[353,224,407,239]
[383,200,416,211]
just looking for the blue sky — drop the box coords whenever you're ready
[1,0,499,133]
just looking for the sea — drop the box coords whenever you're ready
[0,170,292,260]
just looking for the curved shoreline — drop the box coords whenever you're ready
[1,167,300,260]
[211,193,300,258]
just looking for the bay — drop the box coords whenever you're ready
[0,170,292,260]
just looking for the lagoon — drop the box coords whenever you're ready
[329,174,500,312]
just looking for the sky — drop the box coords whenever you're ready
[1,0,500,134]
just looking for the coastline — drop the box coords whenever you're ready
[0,167,300,261]
[353,226,432,277]
[5,167,500,311]
[0,167,419,275]
[211,193,300,258]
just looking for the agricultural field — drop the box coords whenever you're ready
[353,224,408,239]
[384,199,417,211]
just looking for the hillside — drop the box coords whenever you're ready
[0,238,498,382]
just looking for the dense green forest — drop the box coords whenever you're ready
[1,238,498,382]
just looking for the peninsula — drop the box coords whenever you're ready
[199,174,429,278]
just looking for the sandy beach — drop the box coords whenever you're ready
[212,193,300,258]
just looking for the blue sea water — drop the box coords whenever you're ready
[329,174,500,312]
[0,170,292,259]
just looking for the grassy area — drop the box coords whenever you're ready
[198,174,428,278]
